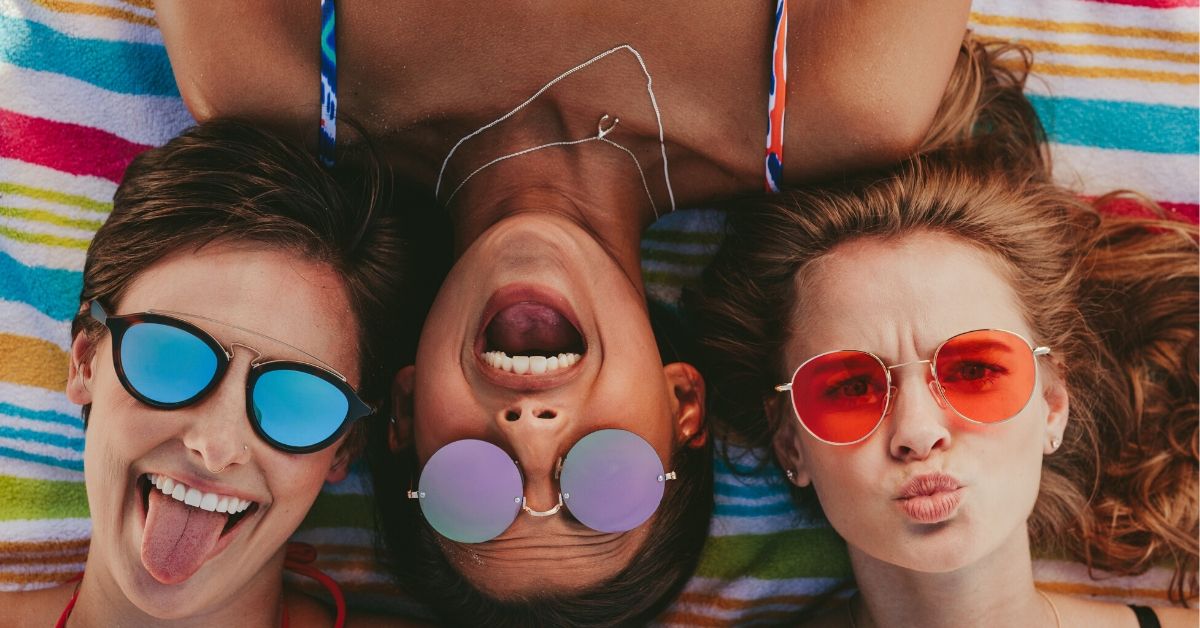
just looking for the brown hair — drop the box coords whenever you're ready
[692,42,1198,601]
[367,302,713,627]
[72,120,425,437]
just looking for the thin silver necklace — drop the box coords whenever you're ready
[435,44,677,218]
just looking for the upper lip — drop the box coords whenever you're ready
[895,472,962,499]
[473,284,588,392]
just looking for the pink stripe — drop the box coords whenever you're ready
[0,109,151,183]
[1081,0,1199,8]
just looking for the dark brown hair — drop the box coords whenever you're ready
[691,42,1198,603]
[367,302,713,627]
[72,120,424,434]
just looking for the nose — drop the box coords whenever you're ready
[496,400,567,512]
[886,367,953,461]
[180,353,254,474]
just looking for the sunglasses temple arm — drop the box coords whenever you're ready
[88,300,108,325]
[774,383,791,392]
[522,495,565,517]
[406,490,425,499]
[1033,347,1051,357]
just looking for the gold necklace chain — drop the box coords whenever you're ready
[846,590,1062,628]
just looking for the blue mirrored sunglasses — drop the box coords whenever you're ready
[87,300,373,454]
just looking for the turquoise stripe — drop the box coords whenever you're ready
[0,445,83,471]
[1030,94,1199,155]
[0,425,84,450]
[714,479,789,499]
[0,15,179,97]
[714,500,798,517]
[0,402,81,428]
[0,251,83,322]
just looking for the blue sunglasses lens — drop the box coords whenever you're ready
[252,369,349,449]
[560,429,667,533]
[121,322,218,404]
[418,440,523,544]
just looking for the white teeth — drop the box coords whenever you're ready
[145,474,252,515]
[483,351,582,374]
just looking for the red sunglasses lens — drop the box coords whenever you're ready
[934,330,1037,423]
[791,351,889,444]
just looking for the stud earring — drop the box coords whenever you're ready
[1050,436,1061,451]
[785,470,796,481]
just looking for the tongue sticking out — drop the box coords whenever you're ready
[141,488,228,584]
[486,302,583,355]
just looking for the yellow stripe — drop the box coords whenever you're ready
[1039,581,1171,601]
[120,0,153,9]
[0,333,69,392]
[0,206,104,232]
[1028,61,1199,85]
[0,571,81,584]
[0,540,89,554]
[0,183,111,214]
[29,0,156,26]
[971,12,1199,44]
[0,553,87,567]
[978,36,1199,64]
[0,225,92,250]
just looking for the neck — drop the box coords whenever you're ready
[68,549,284,628]
[848,525,1055,628]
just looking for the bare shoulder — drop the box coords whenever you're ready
[0,585,76,628]
[1053,593,1198,628]
[1151,604,1199,628]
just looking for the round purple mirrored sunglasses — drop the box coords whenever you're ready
[408,429,676,543]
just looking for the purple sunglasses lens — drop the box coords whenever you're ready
[418,439,522,543]
[560,429,667,533]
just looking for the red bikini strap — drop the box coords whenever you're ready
[284,542,346,628]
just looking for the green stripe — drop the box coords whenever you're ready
[641,248,715,266]
[299,492,374,530]
[694,528,852,580]
[641,229,724,246]
[0,205,105,231]
[0,225,92,249]
[0,476,88,520]
[0,182,112,214]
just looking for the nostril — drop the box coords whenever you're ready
[505,410,520,421]
[536,410,556,419]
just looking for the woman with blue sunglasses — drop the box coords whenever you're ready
[2,121,421,627]
[693,52,1198,627]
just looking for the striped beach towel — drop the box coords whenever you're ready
[0,0,1196,624]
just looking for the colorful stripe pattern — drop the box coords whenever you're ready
[318,0,337,167]
[0,0,1195,624]
[763,0,788,193]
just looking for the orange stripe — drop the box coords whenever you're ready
[120,0,153,9]
[0,540,89,554]
[1029,60,1199,84]
[29,0,156,26]
[978,35,1199,64]
[0,333,69,392]
[1038,581,1172,600]
[0,571,82,585]
[971,12,1199,44]
[674,592,819,611]
[0,553,87,567]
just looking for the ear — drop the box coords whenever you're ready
[663,362,706,449]
[1042,374,1070,455]
[768,396,811,486]
[388,365,416,454]
[325,447,352,483]
[66,332,97,406]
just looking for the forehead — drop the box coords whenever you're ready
[115,243,359,377]
[789,232,1031,358]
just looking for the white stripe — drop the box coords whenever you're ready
[972,0,1200,39]
[715,493,794,508]
[0,0,162,45]
[0,517,90,541]
[0,63,192,146]
[0,232,87,270]
[708,513,825,537]
[0,300,71,351]
[0,382,78,416]
[972,23,1200,56]
[0,158,117,210]
[0,435,83,460]
[0,414,83,439]
[0,562,86,576]
[1029,49,1198,74]
[1049,143,1200,205]
[1024,74,1199,108]
[0,454,83,481]
[0,214,97,242]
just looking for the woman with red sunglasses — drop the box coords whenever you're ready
[0,121,423,627]
[693,51,1198,627]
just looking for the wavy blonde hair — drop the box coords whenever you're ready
[693,39,1198,603]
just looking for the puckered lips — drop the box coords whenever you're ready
[137,472,259,585]
[894,472,963,524]
[475,284,588,392]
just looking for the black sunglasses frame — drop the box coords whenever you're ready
[88,300,374,454]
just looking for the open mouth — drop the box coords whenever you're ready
[480,300,586,376]
[137,473,259,584]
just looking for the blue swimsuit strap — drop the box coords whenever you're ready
[319,0,337,167]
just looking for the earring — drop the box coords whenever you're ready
[785,470,796,481]
[1050,436,1061,451]
[389,415,398,424]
